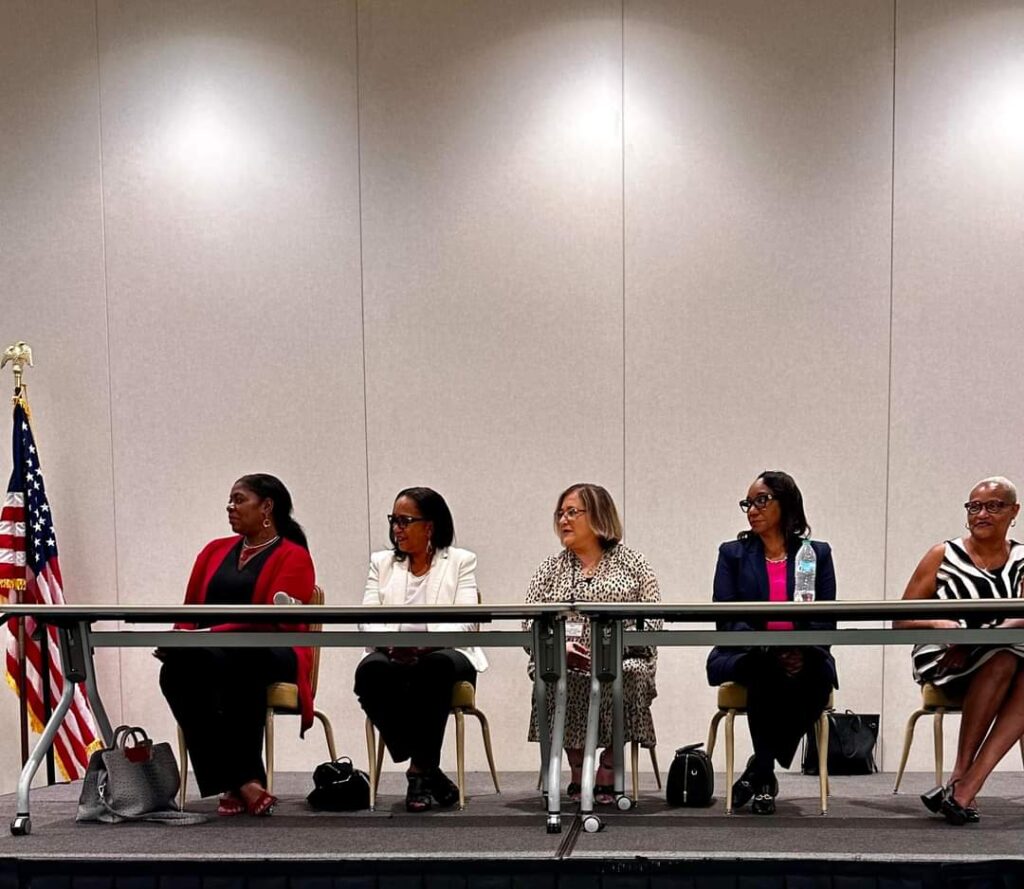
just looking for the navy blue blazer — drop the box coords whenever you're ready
[705,536,838,689]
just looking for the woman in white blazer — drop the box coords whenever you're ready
[354,487,488,812]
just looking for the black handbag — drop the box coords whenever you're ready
[306,757,371,811]
[665,742,714,807]
[802,710,879,776]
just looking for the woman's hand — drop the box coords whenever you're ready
[777,648,804,675]
[567,640,591,673]
[935,645,970,675]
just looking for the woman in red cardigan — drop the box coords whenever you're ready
[158,473,315,817]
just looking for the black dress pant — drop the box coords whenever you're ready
[733,647,833,778]
[159,646,296,797]
[354,649,476,770]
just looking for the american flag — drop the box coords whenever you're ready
[0,397,101,780]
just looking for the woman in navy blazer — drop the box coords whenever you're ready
[706,470,838,815]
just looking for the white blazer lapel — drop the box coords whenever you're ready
[383,557,409,606]
[427,549,451,605]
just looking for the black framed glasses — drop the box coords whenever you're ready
[555,507,587,521]
[964,500,1009,516]
[739,493,775,513]
[388,514,429,528]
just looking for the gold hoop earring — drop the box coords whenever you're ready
[262,517,271,529]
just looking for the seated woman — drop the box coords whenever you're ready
[159,473,315,817]
[354,487,488,812]
[896,476,1024,825]
[525,483,660,805]
[706,470,837,815]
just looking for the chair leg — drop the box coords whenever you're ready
[650,746,662,790]
[933,709,945,788]
[314,709,338,761]
[724,710,736,814]
[364,717,377,810]
[264,709,276,795]
[631,741,639,803]
[707,710,726,757]
[177,726,188,811]
[817,711,829,815]
[892,708,927,794]
[376,728,385,793]
[455,708,466,809]
[469,708,500,793]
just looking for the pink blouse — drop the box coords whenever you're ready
[765,559,794,631]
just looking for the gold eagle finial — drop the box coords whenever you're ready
[2,341,34,398]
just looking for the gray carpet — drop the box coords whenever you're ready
[0,772,1021,861]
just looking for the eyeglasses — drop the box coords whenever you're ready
[555,507,587,522]
[739,493,775,513]
[388,514,429,528]
[964,500,1010,516]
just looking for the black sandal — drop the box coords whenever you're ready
[405,773,432,812]
[428,767,460,808]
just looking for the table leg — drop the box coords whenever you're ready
[534,616,568,832]
[611,620,625,799]
[79,621,113,745]
[11,676,77,835]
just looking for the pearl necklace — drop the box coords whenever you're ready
[765,554,787,564]
[241,535,280,553]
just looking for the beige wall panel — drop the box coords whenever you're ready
[359,0,624,771]
[884,0,1024,774]
[623,0,895,769]
[95,0,368,768]
[0,1,120,793]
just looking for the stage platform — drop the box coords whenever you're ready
[1,772,1023,888]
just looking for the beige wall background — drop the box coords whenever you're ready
[1,0,1022,796]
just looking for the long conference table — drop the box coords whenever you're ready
[3,598,1024,836]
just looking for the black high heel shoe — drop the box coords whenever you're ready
[920,784,945,814]
[938,782,971,826]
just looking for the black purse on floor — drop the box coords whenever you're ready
[802,710,879,776]
[306,757,371,811]
[666,742,714,807]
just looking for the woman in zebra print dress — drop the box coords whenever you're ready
[896,477,1024,824]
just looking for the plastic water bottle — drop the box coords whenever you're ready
[795,539,816,603]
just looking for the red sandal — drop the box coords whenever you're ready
[246,790,278,817]
[217,794,246,817]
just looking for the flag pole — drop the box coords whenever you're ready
[2,342,34,766]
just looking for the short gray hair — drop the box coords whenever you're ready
[973,476,1018,504]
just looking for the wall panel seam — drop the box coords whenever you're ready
[881,0,899,769]
[354,0,372,560]
[92,0,124,726]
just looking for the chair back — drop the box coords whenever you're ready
[309,584,324,698]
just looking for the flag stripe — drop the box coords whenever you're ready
[2,400,100,781]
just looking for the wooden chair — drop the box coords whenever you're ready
[364,678,500,810]
[892,682,1024,793]
[177,584,337,808]
[706,681,831,814]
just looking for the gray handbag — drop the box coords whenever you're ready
[77,725,206,825]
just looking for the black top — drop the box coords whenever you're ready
[198,538,282,627]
